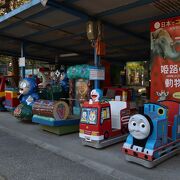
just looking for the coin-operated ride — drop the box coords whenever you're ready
[37,67,51,89]
[122,100,180,168]
[0,76,19,111]
[67,64,92,116]
[4,76,19,111]
[32,100,79,135]
[14,78,39,121]
[79,89,136,148]
[32,68,79,135]
[0,76,7,111]
[37,69,69,101]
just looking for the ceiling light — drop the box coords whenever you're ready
[59,53,79,58]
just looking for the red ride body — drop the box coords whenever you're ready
[79,100,132,148]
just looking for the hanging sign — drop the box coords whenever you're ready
[89,67,105,80]
[19,57,26,67]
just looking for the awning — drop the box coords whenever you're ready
[0,0,179,64]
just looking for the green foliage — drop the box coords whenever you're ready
[0,0,30,16]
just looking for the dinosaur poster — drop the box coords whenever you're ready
[150,16,180,102]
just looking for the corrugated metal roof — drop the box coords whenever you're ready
[0,0,179,64]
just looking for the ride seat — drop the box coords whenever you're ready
[159,101,179,139]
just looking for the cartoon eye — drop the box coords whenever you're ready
[158,108,164,115]
[140,123,145,128]
[22,82,27,88]
[20,82,26,88]
[131,121,136,126]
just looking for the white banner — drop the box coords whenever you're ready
[19,57,25,67]
[89,68,105,80]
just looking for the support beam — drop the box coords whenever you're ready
[23,19,83,39]
[103,21,148,41]
[64,0,80,3]
[0,49,52,62]
[46,0,148,41]
[0,8,54,32]
[121,11,180,27]
[20,42,25,78]
[96,0,154,18]
[46,0,89,20]
[0,34,87,56]
[0,0,41,23]
[94,43,100,89]
[42,31,85,44]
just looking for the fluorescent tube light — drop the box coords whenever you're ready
[59,53,79,58]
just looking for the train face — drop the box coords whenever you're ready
[128,114,151,140]
[123,101,180,166]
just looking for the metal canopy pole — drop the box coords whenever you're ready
[21,42,25,79]
[94,44,100,89]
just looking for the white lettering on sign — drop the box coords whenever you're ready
[165,79,174,88]
[154,19,180,29]
[174,79,180,88]
[161,65,169,74]
[169,65,178,74]
[161,65,179,74]
[165,79,180,88]
[90,68,105,80]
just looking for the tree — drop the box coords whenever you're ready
[0,0,30,16]
[0,0,11,15]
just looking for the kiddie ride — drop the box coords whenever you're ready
[122,100,180,168]
[14,78,39,121]
[32,64,94,136]
[32,100,79,135]
[0,75,19,111]
[79,89,137,148]
[14,69,69,121]
[36,68,68,100]
[32,68,79,135]
[0,76,7,111]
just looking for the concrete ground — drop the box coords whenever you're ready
[0,129,115,180]
[0,112,179,180]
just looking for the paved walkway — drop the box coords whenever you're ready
[0,129,115,180]
[0,112,179,180]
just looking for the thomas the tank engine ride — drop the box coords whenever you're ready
[122,100,180,168]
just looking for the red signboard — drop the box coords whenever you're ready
[150,16,180,102]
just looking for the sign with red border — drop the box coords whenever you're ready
[150,16,180,102]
